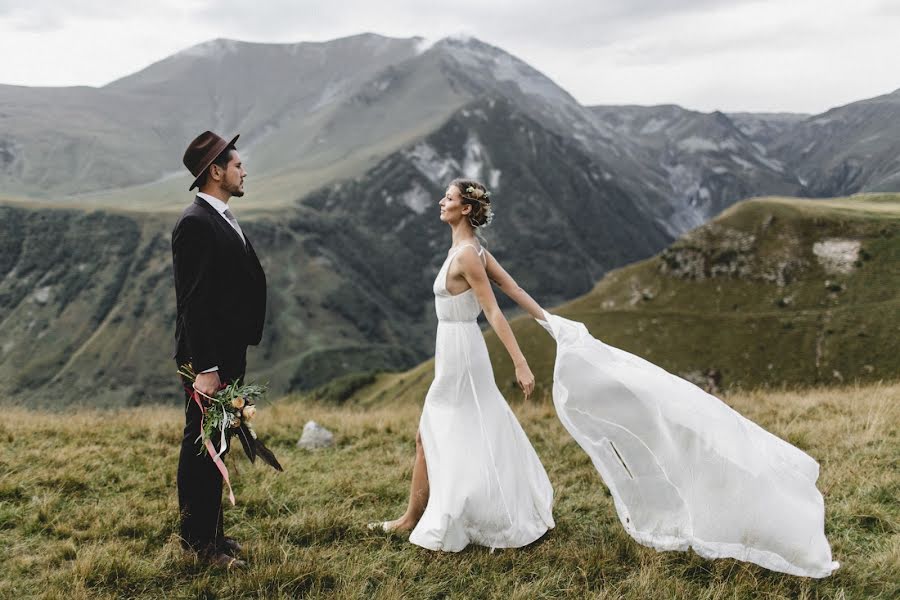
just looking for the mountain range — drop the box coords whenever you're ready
[3,35,897,212]
[1,33,898,405]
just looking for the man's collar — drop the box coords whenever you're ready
[196,192,229,214]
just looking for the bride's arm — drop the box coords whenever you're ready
[483,250,545,320]
[457,248,535,398]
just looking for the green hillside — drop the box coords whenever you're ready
[349,194,900,406]
[0,203,432,407]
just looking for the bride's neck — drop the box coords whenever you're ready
[449,221,477,247]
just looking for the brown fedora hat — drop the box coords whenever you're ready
[183,130,240,191]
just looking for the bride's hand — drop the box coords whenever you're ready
[515,362,535,399]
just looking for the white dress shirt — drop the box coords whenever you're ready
[196,192,246,244]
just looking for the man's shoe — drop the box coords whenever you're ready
[223,537,244,554]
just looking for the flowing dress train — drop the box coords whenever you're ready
[537,311,839,578]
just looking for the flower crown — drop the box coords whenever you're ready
[464,185,494,227]
[465,186,491,201]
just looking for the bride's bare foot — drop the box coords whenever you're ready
[367,517,414,533]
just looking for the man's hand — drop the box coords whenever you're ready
[194,370,222,401]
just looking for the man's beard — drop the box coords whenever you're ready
[225,180,244,197]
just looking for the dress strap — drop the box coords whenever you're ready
[449,243,486,262]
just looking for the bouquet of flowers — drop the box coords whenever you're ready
[178,363,282,503]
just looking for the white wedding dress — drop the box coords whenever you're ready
[409,244,555,551]
[536,311,839,578]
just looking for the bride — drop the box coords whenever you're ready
[371,178,555,551]
[373,178,838,578]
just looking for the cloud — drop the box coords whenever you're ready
[871,0,900,16]
[0,0,163,25]
[0,0,897,113]
[188,0,759,50]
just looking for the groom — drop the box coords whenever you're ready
[171,131,267,568]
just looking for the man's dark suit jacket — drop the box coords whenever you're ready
[172,196,267,375]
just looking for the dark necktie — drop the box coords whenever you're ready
[222,208,246,245]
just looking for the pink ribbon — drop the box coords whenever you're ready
[191,389,236,506]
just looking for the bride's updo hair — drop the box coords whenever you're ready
[450,178,493,228]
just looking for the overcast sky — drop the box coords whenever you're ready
[2,0,898,114]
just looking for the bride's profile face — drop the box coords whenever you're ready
[439,185,471,225]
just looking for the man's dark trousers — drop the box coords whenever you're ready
[176,350,246,554]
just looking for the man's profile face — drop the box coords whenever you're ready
[218,150,246,198]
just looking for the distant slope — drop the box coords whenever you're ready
[0,34,430,198]
[349,194,900,406]
[591,105,801,233]
[770,88,900,196]
[0,203,431,407]
[727,112,808,147]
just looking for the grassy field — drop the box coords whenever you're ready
[1,382,897,599]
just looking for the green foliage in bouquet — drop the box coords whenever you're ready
[177,363,282,471]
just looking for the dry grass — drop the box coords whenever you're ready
[1,382,897,599]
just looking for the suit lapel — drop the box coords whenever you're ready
[194,196,249,253]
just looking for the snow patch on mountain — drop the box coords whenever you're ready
[403,134,492,191]
[757,155,785,173]
[718,138,740,152]
[664,164,700,197]
[179,39,240,59]
[678,136,720,153]
[462,134,485,180]
[640,118,670,135]
[310,80,350,112]
[461,108,489,121]
[400,182,431,214]
[661,164,716,236]
[415,37,437,55]
[730,155,757,171]
[405,143,460,187]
